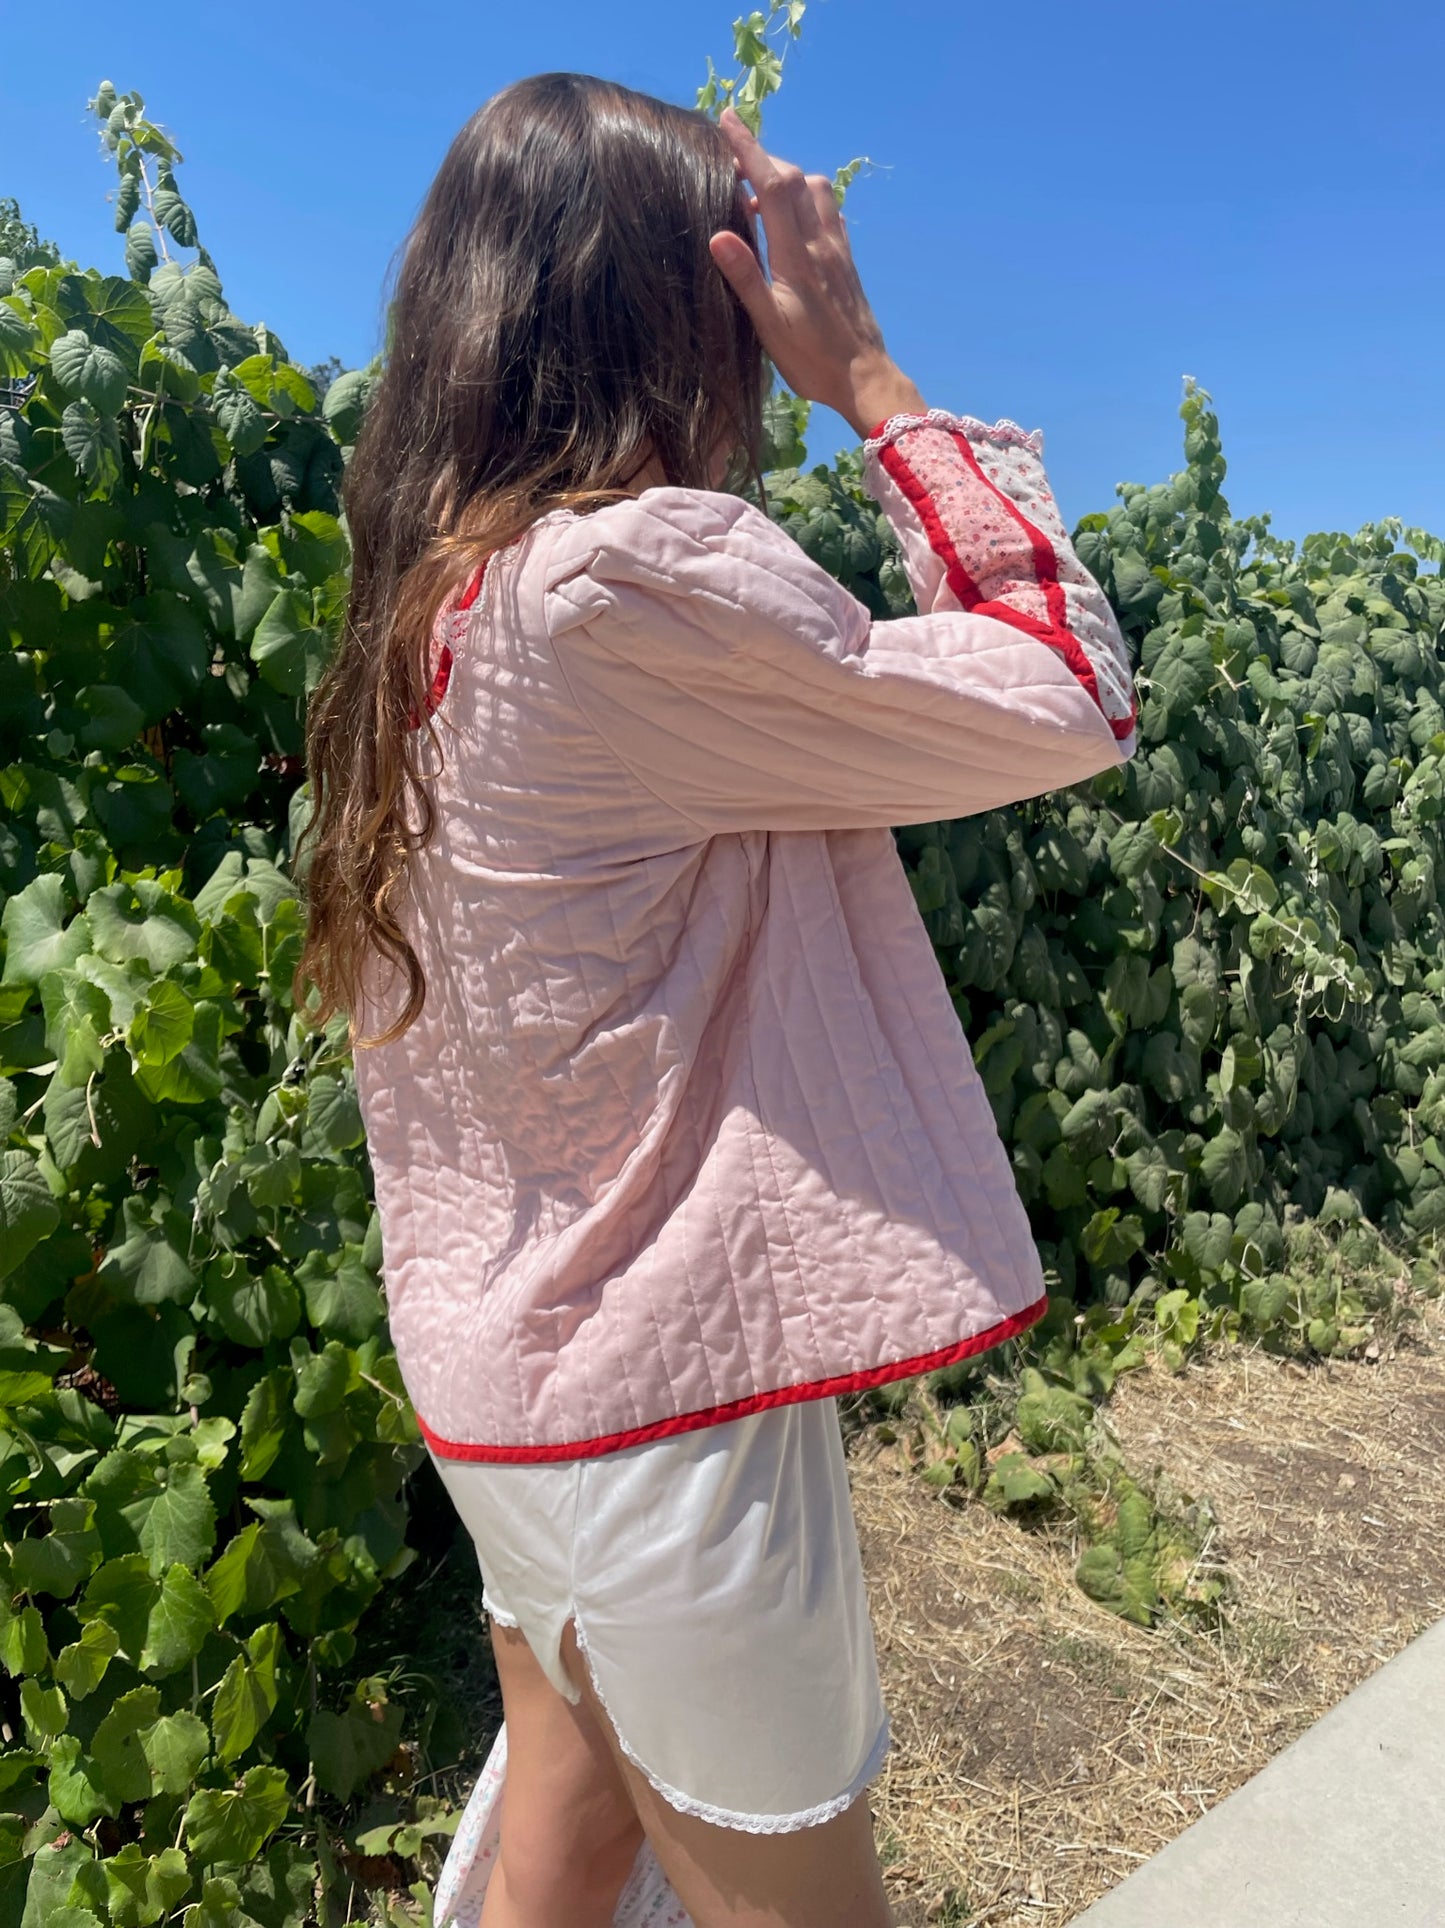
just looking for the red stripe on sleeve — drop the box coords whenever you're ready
[947,427,1062,595]
[876,440,985,611]
[878,431,1135,743]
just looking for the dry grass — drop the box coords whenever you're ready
[852,1292,1445,1926]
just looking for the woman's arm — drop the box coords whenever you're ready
[542,474,1133,837]
[862,409,1136,742]
[710,112,1134,750]
[538,115,1134,837]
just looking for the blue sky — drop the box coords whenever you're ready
[4,0,1441,541]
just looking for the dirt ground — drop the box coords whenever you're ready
[852,1292,1445,1926]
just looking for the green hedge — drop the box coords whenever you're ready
[765,392,1445,1369]
[0,89,427,1928]
[1,75,1442,1928]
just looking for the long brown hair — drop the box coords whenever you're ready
[297,73,765,1043]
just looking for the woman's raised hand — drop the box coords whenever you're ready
[709,107,926,440]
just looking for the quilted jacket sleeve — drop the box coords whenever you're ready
[541,409,1136,837]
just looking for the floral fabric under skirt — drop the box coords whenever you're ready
[433,1724,692,1928]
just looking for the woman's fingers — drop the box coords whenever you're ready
[717,110,827,252]
[719,109,817,227]
[717,106,778,192]
[708,229,775,331]
[710,109,895,420]
[806,172,842,233]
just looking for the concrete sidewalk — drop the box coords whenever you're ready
[1069,1614,1445,1927]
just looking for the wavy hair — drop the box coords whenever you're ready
[297,73,765,1042]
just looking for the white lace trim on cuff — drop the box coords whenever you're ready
[863,406,1044,459]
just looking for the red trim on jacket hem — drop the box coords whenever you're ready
[416,1292,1051,1464]
[874,430,1136,744]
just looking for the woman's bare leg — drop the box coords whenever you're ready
[559,1623,894,1928]
[481,1620,645,1928]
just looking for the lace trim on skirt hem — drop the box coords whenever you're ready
[572,1615,890,1835]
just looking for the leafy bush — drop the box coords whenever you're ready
[3,54,1444,1928]
[1,89,421,1928]
[765,390,1445,1351]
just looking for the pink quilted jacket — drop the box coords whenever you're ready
[353,409,1137,1462]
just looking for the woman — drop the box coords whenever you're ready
[301,72,1135,1928]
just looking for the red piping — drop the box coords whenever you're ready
[416,1292,1050,1464]
[947,427,1060,598]
[407,561,487,729]
[945,427,1120,728]
[875,430,1135,743]
[876,439,986,612]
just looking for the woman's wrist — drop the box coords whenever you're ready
[840,359,927,440]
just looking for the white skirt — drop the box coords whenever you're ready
[429,1396,889,1837]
